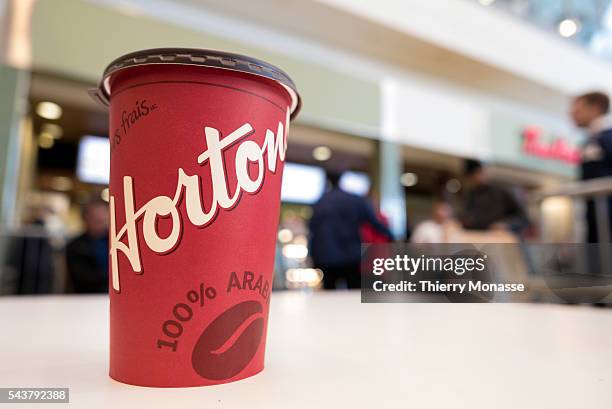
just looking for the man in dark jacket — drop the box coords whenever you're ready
[66,199,109,293]
[570,91,612,243]
[461,160,529,234]
[309,172,394,289]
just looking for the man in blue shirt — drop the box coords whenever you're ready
[309,172,394,289]
[570,92,612,243]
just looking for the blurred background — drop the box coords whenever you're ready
[0,0,611,297]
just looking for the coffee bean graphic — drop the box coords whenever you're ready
[192,300,264,380]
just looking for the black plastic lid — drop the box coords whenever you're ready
[89,47,301,119]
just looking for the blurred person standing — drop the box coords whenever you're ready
[461,160,529,234]
[411,200,458,244]
[309,171,394,289]
[360,196,393,244]
[4,206,56,294]
[65,199,109,293]
[570,92,612,242]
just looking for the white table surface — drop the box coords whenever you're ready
[1,291,611,408]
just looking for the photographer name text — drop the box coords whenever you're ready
[372,280,525,293]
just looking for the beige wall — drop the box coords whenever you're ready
[30,0,381,135]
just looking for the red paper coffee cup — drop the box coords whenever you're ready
[91,48,300,387]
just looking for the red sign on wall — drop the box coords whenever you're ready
[522,126,579,165]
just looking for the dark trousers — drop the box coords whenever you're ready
[320,264,361,289]
[586,198,612,243]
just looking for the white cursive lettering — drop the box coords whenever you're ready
[109,109,290,292]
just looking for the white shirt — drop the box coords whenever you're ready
[583,114,612,162]
[588,114,612,135]
[410,220,445,244]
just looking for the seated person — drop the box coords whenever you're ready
[66,199,109,293]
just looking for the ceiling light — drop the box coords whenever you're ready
[101,187,110,203]
[277,228,294,243]
[282,244,308,259]
[41,123,63,139]
[285,268,323,287]
[558,18,579,38]
[50,176,73,192]
[35,101,62,120]
[38,133,54,149]
[446,178,462,193]
[400,172,418,187]
[312,146,332,161]
[478,0,495,5]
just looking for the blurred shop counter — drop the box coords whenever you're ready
[0,292,611,408]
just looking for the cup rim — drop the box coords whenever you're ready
[90,47,301,120]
